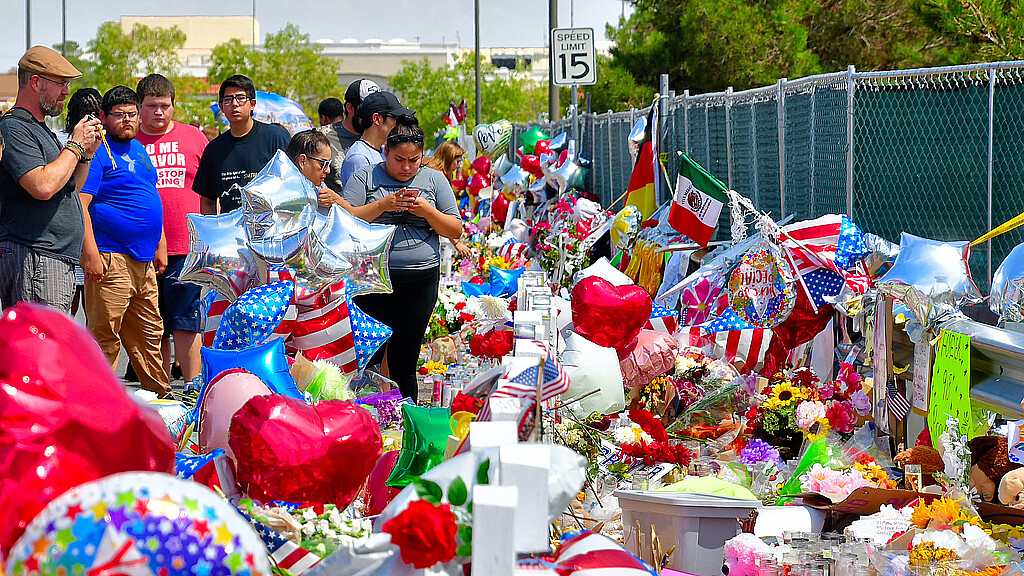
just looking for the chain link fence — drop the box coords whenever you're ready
[512,61,1024,292]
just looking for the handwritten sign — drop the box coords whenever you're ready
[928,329,972,441]
[912,340,932,415]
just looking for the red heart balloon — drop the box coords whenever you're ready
[471,155,492,175]
[0,303,176,557]
[534,139,552,157]
[492,191,511,223]
[468,173,491,197]
[230,394,382,508]
[366,450,401,515]
[520,155,544,178]
[571,276,653,355]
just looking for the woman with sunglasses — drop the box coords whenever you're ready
[342,119,462,401]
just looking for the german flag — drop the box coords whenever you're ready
[624,140,658,220]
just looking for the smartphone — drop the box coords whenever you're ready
[402,187,420,198]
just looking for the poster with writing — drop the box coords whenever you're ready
[928,330,972,441]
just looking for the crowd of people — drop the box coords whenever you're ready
[0,45,465,401]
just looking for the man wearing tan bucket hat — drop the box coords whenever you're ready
[0,46,103,313]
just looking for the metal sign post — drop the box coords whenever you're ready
[551,26,597,139]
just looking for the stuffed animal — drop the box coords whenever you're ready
[968,436,1022,503]
[723,533,772,576]
[894,445,945,487]
[998,468,1024,508]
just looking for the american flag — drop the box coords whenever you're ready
[702,307,758,333]
[644,302,679,334]
[886,379,911,421]
[291,290,360,377]
[236,507,322,574]
[555,530,656,576]
[496,239,529,263]
[477,343,568,421]
[684,325,774,374]
[802,267,847,310]
[202,285,296,348]
[175,449,237,498]
[781,214,870,275]
[212,281,295,350]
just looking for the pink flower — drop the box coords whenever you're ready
[850,390,872,416]
[826,400,856,434]
[795,401,827,431]
[816,382,835,401]
[681,276,728,325]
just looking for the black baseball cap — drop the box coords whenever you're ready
[345,78,380,106]
[357,91,415,124]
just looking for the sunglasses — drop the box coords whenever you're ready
[387,134,425,145]
[309,155,331,173]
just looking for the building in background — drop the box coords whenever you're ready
[317,38,458,90]
[120,16,259,77]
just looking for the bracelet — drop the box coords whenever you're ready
[79,155,93,163]
[63,140,85,160]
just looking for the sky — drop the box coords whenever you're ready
[1,0,634,72]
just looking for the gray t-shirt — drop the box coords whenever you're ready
[342,165,459,270]
[322,122,360,194]
[339,139,384,189]
[0,108,84,263]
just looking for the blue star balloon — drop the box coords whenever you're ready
[489,265,523,297]
[212,281,294,350]
[462,281,492,298]
[347,292,393,372]
[200,338,303,401]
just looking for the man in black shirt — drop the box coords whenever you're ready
[0,46,102,312]
[194,75,290,214]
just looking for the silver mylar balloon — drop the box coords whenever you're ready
[288,204,396,300]
[628,116,648,144]
[990,242,1024,323]
[241,150,318,240]
[180,209,256,301]
[499,165,531,197]
[248,203,315,263]
[544,160,586,194]
[549,132,568,153]
[528,176,551,204]
[863,233,901,277]
[492,154,514,178]
[876,232,982,325]
[577,155,592,169]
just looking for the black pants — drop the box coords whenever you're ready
[355,266,439,401]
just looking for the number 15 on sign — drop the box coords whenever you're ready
[551,27,598,86]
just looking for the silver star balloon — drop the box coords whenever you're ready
[549,132,568,153]
[990,242,1024,324]
[544,160,586,195]
[876,232,982,325]
[278,204,396,302]
[499,165,531,197]
[492,154,514,178]
[248,204,315,263]
[241,150,319,240]
[180,209,260,301]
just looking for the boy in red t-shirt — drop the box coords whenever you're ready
[135,74,209,385]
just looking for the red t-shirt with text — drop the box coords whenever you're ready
[136,122,209,255]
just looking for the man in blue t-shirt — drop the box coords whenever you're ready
[80,86,171,396]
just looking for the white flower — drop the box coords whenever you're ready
[301,523,316,536]
[674,356,699,376]
[302,508,318,521]
[613,424,652,444]
[795,401,827,430]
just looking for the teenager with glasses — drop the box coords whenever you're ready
[342,119,463,401]
[194,74,290,215]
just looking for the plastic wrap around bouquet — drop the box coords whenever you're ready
[181,151,397,381]
[211,90,313,134]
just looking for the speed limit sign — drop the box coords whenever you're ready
[551,27,597,86]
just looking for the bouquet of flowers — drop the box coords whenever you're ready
[427,288,473,341]
[292,504,373,557]
[616,409,694,468]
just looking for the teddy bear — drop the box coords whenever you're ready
[968,436,1022,503]
[723,533,772,576]
[894,445,945,487]
[998,468,1024,508]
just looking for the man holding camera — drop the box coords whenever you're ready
[0,46,102,313]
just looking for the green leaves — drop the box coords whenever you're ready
[477,459,491,485]
[447,477,468,506]
[413,478,443,505]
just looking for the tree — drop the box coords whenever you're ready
[208,24,340,120]
[389,54,547,141]
[585,54,656,112]
[915,0,1024,60]
[87,22,186,91]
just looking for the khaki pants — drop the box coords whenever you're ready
[85,252,170,395]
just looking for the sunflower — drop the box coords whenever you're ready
[764,381,803,410]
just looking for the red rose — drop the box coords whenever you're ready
[451,392,483,415]
[468,329,513,360]
[382,500,458,568]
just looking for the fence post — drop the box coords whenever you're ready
[725,87,734,190]
[987,66,996,286]
[704,106,711,170]
[683,90,690,156]
[778,78,787,218]
[607,116,615,200]
[846,65,856,217]
[809,83,816,217]
[751,95,759,208]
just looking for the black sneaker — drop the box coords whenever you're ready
[171,363,183,381]
[124,362,140,382]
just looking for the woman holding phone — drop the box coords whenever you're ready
[342,118,462,400]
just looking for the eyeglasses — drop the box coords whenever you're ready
[387,134,425,145]
[109,111,139,120]
[308,155,331,173]
[220,94,251,106]
[37,75,71,89]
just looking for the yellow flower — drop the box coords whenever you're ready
[763,382,804,410]
[909,542,960,567]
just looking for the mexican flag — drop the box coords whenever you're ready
[668,154,728,246]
